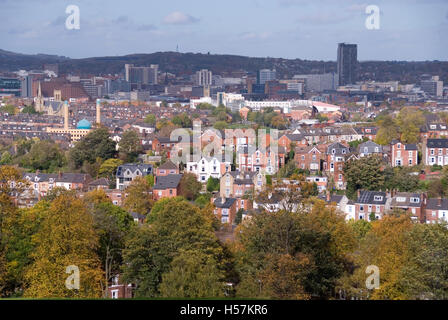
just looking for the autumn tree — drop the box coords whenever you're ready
[375,115,399,145]
[24,194,103,298]
[122,176,153,216]
[234,199,356,299]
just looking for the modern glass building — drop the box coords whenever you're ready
[0,77,22,97]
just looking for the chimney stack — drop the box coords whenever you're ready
[357,189,361,199]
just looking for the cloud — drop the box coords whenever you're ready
[239,32,273,40]
[163,11,199,25]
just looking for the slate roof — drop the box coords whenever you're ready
[153,174,182,190]
[158,160,178,170]
[214,197,237,209]
[427,139,448,149]
[89,178,110,186]
[356,190,387,205]
[390,192,422,208]
[55,173,91,183]
[116,163,153,178]
[426,198,448,211]
[318,194,343,204]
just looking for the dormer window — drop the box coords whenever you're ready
[396,197,406,203]
[342,149,346,154]
[410,197,420,203]
[374,195,383,201]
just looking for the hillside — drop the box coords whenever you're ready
[0,49,447,84]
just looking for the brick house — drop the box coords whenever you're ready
[294,145,326,172]
[423,138,448,166]
[324,142,350,190]
[220,171,265,199]
[354,190,390,221]
[390,192,426,223]
[390,140,418,167]
[278,134,307,152]
[153,174,182,200]
[107,275,134,299]
[55,173,92,191]
[213,197,237,224]
[425,198,448,224]
[155,160,179,176]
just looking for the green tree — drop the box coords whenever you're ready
[69,128,117,169]
[144,114,156,126]
[122,198,225,297]
[179,173,202,201]
[206,177,220,192]
[119,129,142,163]
[159,250,225,298]
[85,191,134,298]
[98,158,123,188]
[19,140,65,172]
[344,156,385,200]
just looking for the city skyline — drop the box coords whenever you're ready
[0,0,447,61]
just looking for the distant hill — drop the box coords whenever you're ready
[0,49,447,84]
[0,49,69,71]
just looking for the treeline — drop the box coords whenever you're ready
[1,165,448,299]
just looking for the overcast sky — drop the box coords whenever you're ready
[1,0,447,61]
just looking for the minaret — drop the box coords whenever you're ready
[96,99,101,125]
[64,101,69,130]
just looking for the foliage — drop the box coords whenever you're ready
[179,173,202,201]
[344,156,385,200]
[24,194,103,298]
[122,176,153,216]
[118,130,142,163]
[206,177,220,193]
[69,128,117,170]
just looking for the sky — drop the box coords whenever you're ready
[0,0,447,61]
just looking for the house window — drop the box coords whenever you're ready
[111,290,119,299]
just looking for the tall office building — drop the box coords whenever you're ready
[257,69,276,85]
[21,75,33,97]
[125,64,158,85]
[421,75,443,97]
[194,69,213,86]
[337,43,358,86]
